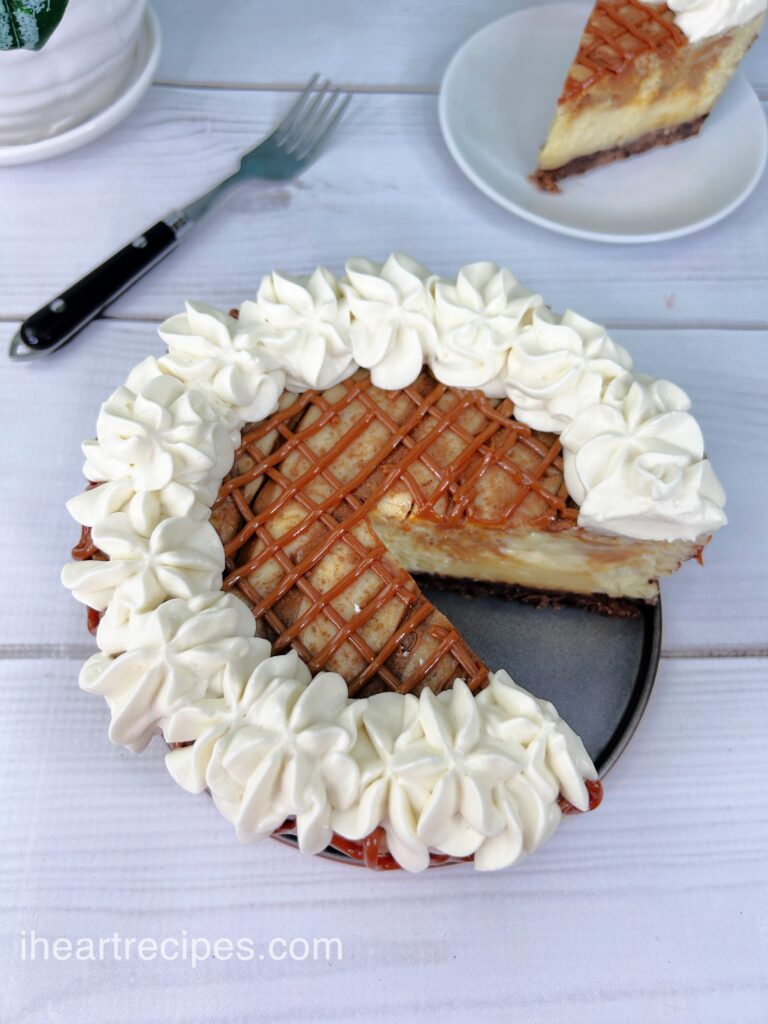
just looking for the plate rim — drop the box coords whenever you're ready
[438,3,768,244]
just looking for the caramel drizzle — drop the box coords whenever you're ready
[561,0,687,103]
[215,372,575,697]
[72,485,107,636]
[72,525,98,562]
[71,484,102,563]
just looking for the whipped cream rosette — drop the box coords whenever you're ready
[429,261,543,397]
[562,373,727,541]
[666,0,766,42]
[505,307,633,433]
[343,252,438,389]
[159,301,284,426]
[239,266,355,391]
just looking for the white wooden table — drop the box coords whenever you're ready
[1,3,767,1021]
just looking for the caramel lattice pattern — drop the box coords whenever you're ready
[562,0,686,102]
[212,370,576,699]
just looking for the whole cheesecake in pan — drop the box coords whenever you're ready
[62,255,725,870]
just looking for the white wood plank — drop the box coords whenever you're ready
[151,0,768,95]
[1,656,766,1024]
[1,88,766,327]
[0,319,764,654]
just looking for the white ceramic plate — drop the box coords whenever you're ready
[439,3,767,244]
[0,5,161,167]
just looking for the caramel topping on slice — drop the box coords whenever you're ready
[561,0,687,103]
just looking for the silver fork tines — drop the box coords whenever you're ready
[240,74,352,174]
[271,74,320,144]
[275,76,327,148]
[184,74,352,215]
[296,89,352,160]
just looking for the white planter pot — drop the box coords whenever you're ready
[0,0,147,146]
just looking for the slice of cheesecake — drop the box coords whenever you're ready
[533,0,765,191]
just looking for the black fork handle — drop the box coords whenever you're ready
[16,220,180,357]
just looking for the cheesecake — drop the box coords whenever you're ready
[534,0,766,191]
[62,254,726,871]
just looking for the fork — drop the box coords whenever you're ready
[10,75,352,362]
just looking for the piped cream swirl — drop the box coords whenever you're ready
[505,308,633,433]
[79,591,262,752]
[561,373,727,541]
[81,356,235,508]
[166,650,359,854]
[164,655,595,871]
[429,262,542,396]
[666,0,766,43]
[62,513,224,613]
[239,267,355,391]
[159,301,284,426]
[343,252,437,389]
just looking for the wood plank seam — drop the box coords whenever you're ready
[150,79,768,102]
[153,78,443,96]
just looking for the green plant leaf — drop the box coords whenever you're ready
[0,0,70,51]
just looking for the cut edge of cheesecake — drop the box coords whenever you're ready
[532,3,765,192]
[368,499,704,607]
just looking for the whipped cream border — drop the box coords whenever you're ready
[63,253,724,871]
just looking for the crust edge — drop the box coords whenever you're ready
[413,571,649,619]
[532,114,708,193]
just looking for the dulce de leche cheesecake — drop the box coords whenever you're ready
[62,255,725,872]
[534,0,766,190]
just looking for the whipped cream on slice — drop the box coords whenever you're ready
[666,0,766,43]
